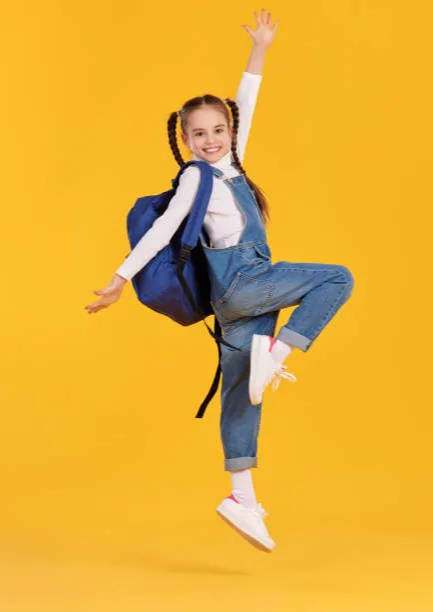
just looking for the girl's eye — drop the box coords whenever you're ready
[196,128,224,137]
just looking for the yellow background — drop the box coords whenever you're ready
[2,0,432,609]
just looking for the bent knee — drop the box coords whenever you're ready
[334,264,354,287]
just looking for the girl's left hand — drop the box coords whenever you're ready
[242,9,280,48]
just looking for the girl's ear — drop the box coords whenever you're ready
[181,131,194,151]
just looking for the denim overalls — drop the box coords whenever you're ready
[199,165,354,472]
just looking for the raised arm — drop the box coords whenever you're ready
[235,71,263,164]
[235,9,279,163]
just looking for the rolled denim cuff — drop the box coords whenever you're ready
[225,456,257,471]
[276,327,312,352]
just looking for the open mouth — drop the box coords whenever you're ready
[203,147,221,153]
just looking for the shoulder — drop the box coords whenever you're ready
[178,164,201,184]
[172,164,203,197]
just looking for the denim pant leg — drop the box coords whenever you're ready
[262,262,354,352]
[216,309,279,472]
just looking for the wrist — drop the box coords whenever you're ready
[114,273,128,283]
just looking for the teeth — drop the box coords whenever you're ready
[204,147,220,152]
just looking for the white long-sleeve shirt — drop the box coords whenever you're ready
[115,71,263,281]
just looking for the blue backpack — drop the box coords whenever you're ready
[124,160,241,418]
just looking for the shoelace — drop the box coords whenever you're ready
[268,364,297,391]
[250,502,268,519]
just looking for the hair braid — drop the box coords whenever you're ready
[167,111,185,167]
[224,97,270,224]
[224,98,245,174]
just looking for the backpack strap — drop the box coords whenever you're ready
[194,316,223,418]
[172,161,242,418]
[174,161,241,350]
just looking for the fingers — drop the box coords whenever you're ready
[253,9,276,29]
[84,295,110,314]
[85,302,108,314]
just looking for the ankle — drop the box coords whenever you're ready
[270,337,293,364]
[229,468,257,509]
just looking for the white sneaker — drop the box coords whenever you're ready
[216,494,276,552]
[249,334,297,406]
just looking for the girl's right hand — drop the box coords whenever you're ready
[85,274,127,314]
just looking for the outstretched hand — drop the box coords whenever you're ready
[84,274,127,314]
[241,8,279,47]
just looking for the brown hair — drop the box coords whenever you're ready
[167,94,270,224]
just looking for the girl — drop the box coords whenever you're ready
[85,9,354,553]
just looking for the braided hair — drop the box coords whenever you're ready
[167,94,270,224]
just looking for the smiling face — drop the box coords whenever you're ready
[180,105,233,163]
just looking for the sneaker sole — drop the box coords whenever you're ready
[216,503,275,552]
